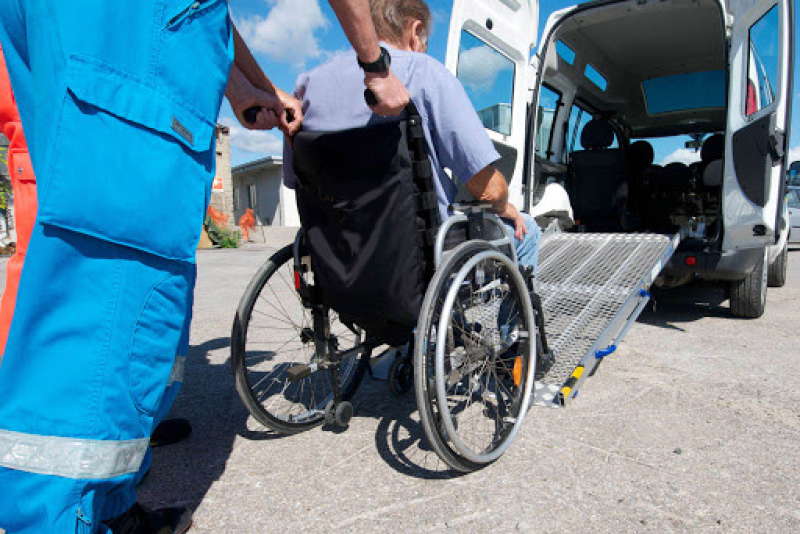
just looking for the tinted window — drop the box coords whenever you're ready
[457,31,515,135]
[584,64,607,91]
[642,71,726,114]
[787,188,800,209]
[556,41,576,65]
[747,6,780,115]
[535,86,561,158]
[566,103,591,158]
[788,162,800,187]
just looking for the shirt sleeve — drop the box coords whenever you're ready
[422,61,501,184]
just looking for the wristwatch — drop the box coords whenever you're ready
[358,46,391,73]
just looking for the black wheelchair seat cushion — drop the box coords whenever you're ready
[293,120,428,343]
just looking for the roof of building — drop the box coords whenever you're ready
[232,156,283,175]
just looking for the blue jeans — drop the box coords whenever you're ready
[503,213,541,274]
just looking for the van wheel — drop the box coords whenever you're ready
[768,243,788,287]
[729,247,768,319]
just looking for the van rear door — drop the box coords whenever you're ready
[445,0,539,206]
[724,0,794,250]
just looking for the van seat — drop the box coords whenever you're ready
[698,134,725,221]
[570,120,627,230]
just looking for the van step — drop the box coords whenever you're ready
[532,231,682,406]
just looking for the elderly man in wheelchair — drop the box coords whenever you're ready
[231,0,546,472]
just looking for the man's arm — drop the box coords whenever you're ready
[466,166,528,240]
[328,0,409,116]
[226,24,303,135]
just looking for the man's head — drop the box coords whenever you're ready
[369,0,432,53]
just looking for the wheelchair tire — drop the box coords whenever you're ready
[414,240,536,472]
[231,244,369,434]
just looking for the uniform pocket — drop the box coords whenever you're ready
[38,55,215,261]
[165,0,221,30]
[129,273,190,416]
[158,0,233,128]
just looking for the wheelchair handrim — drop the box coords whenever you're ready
[434,249,536,464]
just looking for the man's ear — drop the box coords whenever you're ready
[409,20,427,52]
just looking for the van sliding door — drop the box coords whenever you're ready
[445,0,539,209]
[724,0,794,250]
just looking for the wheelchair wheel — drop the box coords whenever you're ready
[415,240,536,472]
[232,244,369,434]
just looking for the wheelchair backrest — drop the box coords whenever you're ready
[292,103,439,345]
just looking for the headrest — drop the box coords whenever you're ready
[701,134,724,163]
[581,119,615,150]
[703,160,724,187]
[661,162,693,189]
[628,140,655,170]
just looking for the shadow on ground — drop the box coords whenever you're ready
[139,337,463,512]
[637,283,732,332]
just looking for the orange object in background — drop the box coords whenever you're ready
[0,45,39,355]
[207,205,228,228]
[239,208,255,242]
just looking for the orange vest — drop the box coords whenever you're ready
[0,44,38,354]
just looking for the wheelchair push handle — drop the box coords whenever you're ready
[242,106,295,126]
[364,89,378,107]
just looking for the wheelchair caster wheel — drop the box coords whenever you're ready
[324,400,353,428]
[388,357,413,397]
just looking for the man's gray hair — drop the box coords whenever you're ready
[369,0,432,47]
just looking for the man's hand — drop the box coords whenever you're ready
[230,89,285,131]
[496,202,528,241]
[364,70,410,116]
[276,88,303,137]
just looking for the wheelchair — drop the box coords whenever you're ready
[231,103,544,472]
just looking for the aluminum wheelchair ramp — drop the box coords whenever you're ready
[533,231,682,407]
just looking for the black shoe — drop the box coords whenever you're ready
[102,502,192,534]
[150,418,192,448]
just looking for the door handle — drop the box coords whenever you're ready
[768,129,786,164]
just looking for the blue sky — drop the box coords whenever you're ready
[225,0,800,168]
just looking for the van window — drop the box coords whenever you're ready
[566,102,591,158]
[535,85,561,158]
[457,31,515,135]
[556,41,575,65]
[747,6,779,115]
[788,162,800,187]
[787,188,800,209]
[642,71,726,114]
[584,64,607,91]
[565,102,619,160]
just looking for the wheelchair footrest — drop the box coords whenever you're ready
[287,364,312,382]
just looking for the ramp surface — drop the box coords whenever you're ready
[534,232,678,405]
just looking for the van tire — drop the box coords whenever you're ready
[768,243,788,287]
[729,247,768,319]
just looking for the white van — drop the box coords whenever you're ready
[444,0,793,403]
[446,0,793,317]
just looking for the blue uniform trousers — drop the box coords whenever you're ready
[0,1,232,532]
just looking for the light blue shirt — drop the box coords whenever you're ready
[283,44,501,221]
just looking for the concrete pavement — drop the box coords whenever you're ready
[1,234,799,532]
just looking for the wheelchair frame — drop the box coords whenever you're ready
[231,204,543,472]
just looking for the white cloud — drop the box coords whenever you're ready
[236,0,329,66]
[220,117,283,155]
[787,145,800,164]
[457,44,513,94]
[659,148,702,166]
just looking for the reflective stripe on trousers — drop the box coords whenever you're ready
[0,430,148,480]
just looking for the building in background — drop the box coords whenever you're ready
[231,157,299,242]
[208,124,234,224]
[0,134,13,242]
[477,103,511,135]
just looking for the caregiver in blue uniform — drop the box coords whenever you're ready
[0,1,409,533]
